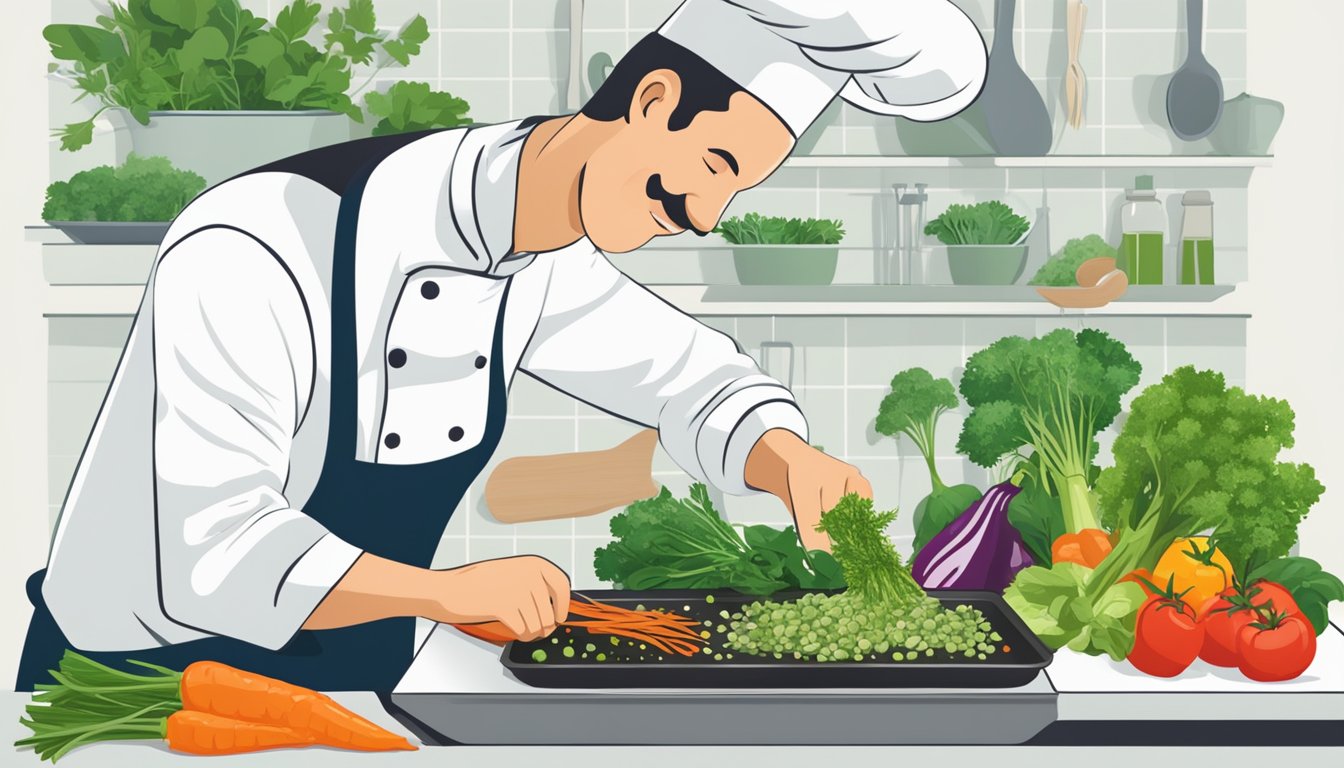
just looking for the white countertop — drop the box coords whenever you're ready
[7,691,1340,767]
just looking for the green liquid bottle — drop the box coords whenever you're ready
[1178,191,1215,285]
[1121,175,1167,285]
[1121,232,1165,285]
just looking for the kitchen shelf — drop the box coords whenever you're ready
[656,284,1252,318]
[785,155,1273,169]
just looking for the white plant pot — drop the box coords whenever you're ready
[112,110,353,185]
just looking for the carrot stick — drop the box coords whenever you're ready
[164,710,314,755]
[178,662,415,752]
[449,596,710,656]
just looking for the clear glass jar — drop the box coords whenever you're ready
[1178,191,1215,285]
[1120,175,1166,285]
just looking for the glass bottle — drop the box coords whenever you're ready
[1178,191,1215,285]
[1120,175,1166,285]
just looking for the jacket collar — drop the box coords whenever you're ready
[371,118,540,280]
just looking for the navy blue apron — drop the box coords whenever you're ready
[17,130,509,693]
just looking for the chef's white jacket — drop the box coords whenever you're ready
[42,119,808,652]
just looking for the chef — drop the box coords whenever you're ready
[18,0,986,692]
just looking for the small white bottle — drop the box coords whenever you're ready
[1178,191,1215,285]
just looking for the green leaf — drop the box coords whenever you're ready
[1006,475,1065,566]
[381,15,430,67]
[55,121,95,152]
[911,484,983,555]
[344,0,379,34]
[365,81,471,135]
[74,69,110,97]
[325,26,380,65]
[266,73,314,105]
[148,0,215,31]
[236,33,285,69]
[176,26,229,70]
[1004,563,1144,659]
[1250,556,1344,636]
[44,24,126,64]
[274,0,322,45]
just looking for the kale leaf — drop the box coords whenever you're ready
[593,484,844,595]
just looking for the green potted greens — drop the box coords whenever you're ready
[716,213,845,286]
[42,154,207,244]
[44,0,471,184]
[923,201,1031,285]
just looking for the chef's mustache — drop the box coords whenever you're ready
[646,174,709,236]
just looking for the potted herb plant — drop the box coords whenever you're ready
[716,213,846,286]
[42,154,207,245]
[923,201,1032,285]
[44,0,470,184]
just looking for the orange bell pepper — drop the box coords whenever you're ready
[1152,536,1234,611]
[1051,529,1113,569]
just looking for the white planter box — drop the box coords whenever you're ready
[111,109,353,185]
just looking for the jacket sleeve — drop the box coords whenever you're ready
[519,248,808,496]
[151,227,362,650]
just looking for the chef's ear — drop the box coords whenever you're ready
[631,69,682,126]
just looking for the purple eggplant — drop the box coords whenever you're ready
[912,481,1034,592]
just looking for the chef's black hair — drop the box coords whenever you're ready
[581,33,748,132]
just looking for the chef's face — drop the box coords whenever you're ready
[580,70,795,254]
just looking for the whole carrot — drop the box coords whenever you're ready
[164,711,313,755]
[179,662,415,752]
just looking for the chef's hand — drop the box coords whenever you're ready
[744,429,873,553]
[431,555,571,641]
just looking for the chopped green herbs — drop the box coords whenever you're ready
[715,213,845,245]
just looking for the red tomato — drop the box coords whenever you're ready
[1244,580,1301,618]
[1197,589,1256,668]
[1236,614,1316,682]
[1128,595,1204,678]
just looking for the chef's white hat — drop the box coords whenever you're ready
[657,0,988,137]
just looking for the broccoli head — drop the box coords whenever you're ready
[1094,366,1324,582]
[876,368,959,489]
[957,328,1142,533]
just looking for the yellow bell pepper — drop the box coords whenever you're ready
[1152,536,1234,610]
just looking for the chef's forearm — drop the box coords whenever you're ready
[744,428,813,500]
[302,553,441,630]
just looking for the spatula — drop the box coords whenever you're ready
[981,0,1053,156]
[1166,0,1224,140]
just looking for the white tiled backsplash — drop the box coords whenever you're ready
[44,0,1255,588]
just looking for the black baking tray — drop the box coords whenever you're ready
[502,589,1051,689]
